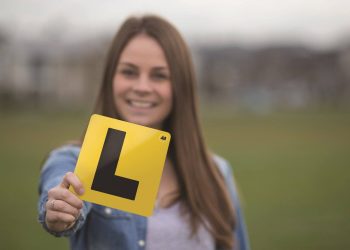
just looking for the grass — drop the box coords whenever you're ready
[202,109,350,249]
[0,108,349,249]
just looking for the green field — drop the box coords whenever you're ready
[1,108,349,249]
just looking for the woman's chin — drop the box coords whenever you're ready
[123,118,156,129]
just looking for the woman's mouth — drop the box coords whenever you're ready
[127,100,156,108]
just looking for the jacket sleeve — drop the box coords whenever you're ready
[214,156,251,250]
[37,145,92,237]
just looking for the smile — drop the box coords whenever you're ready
[127,100,156,108]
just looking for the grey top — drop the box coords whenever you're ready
[145,201,214,250]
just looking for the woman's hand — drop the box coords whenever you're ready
[45,172,84,232]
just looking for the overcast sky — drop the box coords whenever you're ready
[1,0,350,48]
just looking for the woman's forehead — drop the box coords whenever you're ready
[118,34,169,69]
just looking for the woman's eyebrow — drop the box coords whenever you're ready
[118,62,137,69]
[153,66,169,71]
[118,62,169,71]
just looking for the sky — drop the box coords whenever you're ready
[1,0,350,49]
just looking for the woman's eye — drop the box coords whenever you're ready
[120,69,137,77]
[152,73,168,80]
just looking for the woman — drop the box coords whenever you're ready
[38,15,250,250]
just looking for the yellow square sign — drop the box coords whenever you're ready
[70,114,171,217]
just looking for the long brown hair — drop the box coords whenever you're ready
[94,15,236,249]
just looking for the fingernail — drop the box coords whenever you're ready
[79,188,84,195]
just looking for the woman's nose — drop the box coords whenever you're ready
[131,75,152,93]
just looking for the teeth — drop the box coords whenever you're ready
[129,100,154,108]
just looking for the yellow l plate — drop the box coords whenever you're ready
[70,114,171,217]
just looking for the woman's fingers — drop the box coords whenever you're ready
[60,172,85,196]
[48,187,83,210]
[47,172,84,210]
[46,199,81,218]
[45,198,81,231]
[46,209,77,225]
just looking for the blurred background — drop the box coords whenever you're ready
[1,0,349,249]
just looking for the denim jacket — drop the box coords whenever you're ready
[38,145,250,250]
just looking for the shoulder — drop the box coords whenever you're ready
[213,154,234,179]
[213,154,239,202]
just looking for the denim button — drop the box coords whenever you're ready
[138,239,145,247]
[104,208,112,215]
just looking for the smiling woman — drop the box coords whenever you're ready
[113,33,173,129]
[38,14,250,250]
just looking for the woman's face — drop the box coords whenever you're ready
[113,34,173,129]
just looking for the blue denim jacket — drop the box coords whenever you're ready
[38,145,250,250]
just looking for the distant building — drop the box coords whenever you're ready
[198,44,350,111]
[0,35,107,108]
[1,32,349,111]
